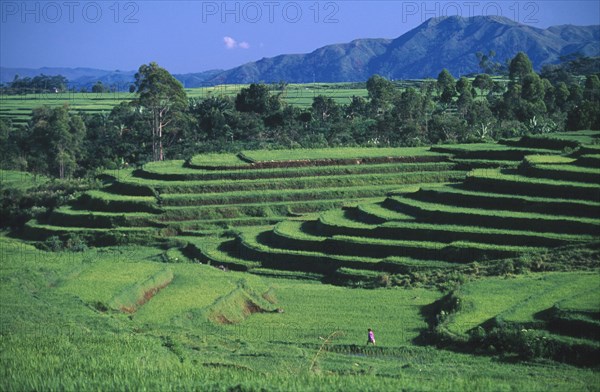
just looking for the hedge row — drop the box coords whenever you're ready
[106,181,157,197]
[160,184,408,207]
[464,170,600,202]
[138,162,457,182]
[159,199,375,221]
[503,135,581,150]
[431,146,555,161]
[22,220,158,246]
[575,154,600,168]
[546,305,600,341]
[183,238,260,271]
[234,153,449,170]
[353,203,415,224]
[236,228,385,274]
[77,192,162,213]
[384,197,600,235]
[520,164,600,184]
[410,187,600,218]
[323,235,539,263]
[270,220,326,253]
[48,208,164,229]
[122,170,465,195]
[317,211,591,248]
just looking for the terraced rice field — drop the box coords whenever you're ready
[22,134,599,268]
[22,146,465,244]
[177,133,600,283]
[6,130,600,389]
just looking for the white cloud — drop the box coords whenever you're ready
[224,36,250,50]
[224,36,237,49]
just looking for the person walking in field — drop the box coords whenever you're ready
[367,328,376,345]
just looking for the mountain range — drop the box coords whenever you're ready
[1,15,598,88]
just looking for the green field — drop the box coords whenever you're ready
[2,237,599,391]
[0,83,372,125]
[2,131,599,390]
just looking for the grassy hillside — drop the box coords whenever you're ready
[2,131,599,390]
[1,236,599,390]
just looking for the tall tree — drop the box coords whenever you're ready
[134,62,187,161]
[366,75,396,116]
[24,105,85,178]
[235,83,280,114]
[509,52,533,82]
[473,74,494,97]
[436,69,456,105]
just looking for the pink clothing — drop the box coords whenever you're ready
[368,331,375,343]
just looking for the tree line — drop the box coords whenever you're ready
[1,53,599,179]
[2,74,69,94]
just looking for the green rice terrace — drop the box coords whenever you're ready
[2,130,600,390]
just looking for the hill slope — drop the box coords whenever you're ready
[2,16,598,87]
[210,15,599,83]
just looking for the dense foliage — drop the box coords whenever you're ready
[1,54,599,178]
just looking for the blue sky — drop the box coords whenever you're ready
[1,1,599,74]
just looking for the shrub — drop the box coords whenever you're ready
[44,235,63,252]
[65,233,88,252]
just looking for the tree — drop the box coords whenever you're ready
[456,77,474,116]
[366,75,396,115]
[509,52,533,82]
[476,50,503,74]
[24,105,85,178]
[583,75,600,102]
[311,95,340,123]
[553,82,571,112]
[437,69,456,105]
[92,81,106,93]
[473,74,494,97]
[235,83,280,114]
[0,118,19,170]
[134,62,188,161]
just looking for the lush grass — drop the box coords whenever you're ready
[318,206,595,247]
[522,163,600,183]
[158,180,445,207]
[4,132,600,388]
[411,185,600,218]
[160,198,382,222]
[0,91,135,124]
[465,168,600,201]
[431,144,558,160]
[241,146,440,161]
[141,160,457,181]
[77,190,161,213]
[2,235,600,390]
[183,236,262,271]
[385,196,600,234]
[326,234,543,262]
[116,170,465,194]
[0,84,369,124]
[524,155,576,164]
[536,130,600,145]
[446,272,600,335]
[188,153,247,168]
[0,169,49,190]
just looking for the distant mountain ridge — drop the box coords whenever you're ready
[2,16,598,88]
[209,15,600,83]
